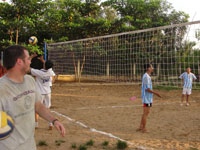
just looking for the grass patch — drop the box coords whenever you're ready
[78,145,87,150]
[38,140,48,146]
[56,142,61,146]
[102,141,109,146]
[117,140,127,149]
[86,139,94,146]
[189,147,198,150]
[154,85,180,91]
[55,139,65,146]
[71,143,77,149]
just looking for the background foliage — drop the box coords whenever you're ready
[0,0,190,54]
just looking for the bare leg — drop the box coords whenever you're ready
[138,107,150,132]
[35,113,39,122]
[181,94,185,103]
[47,107,53,130]
[35,113,39,128]
[186,95,190,106]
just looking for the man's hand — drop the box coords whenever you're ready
[39,55,45,63]
[155,92,161,98]
[30,53,37,60]
[54,120,66,137]
[35,102,66,137]
[146,89,161,98]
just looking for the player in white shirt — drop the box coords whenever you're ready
[31,59,55,129]
[179,67,197,106]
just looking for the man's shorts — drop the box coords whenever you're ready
[41,93,51,108]
[182,88,191,95]
[143,103,152,107]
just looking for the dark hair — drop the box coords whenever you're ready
[144,64,152,71]
[3,45,27,70]
[30,55,43,70]
[45,60,53,70]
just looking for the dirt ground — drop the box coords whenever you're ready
[35,82,200,150]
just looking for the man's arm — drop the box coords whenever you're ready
[52,75,57,83]
[179,73,184,83]
[35,101,66,137]
[30,68,45,78]
[193,74,197,80]
[143,76,161,98]
[30,53,37,60]
[146,88,161,98]
[39,56,45,69]
[179,73,184,79]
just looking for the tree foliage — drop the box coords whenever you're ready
[0,0,190,53]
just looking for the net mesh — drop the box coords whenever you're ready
[47,20,200,88]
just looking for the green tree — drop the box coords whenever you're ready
[11,0,49,43]
[0,0,50,52]
[102,0,189,32]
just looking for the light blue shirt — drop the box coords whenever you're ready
[179,72,196,89]
[141,73,153,104]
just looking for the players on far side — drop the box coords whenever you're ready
[179,67,197,106]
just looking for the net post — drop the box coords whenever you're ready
[77,59,80,81]
[106,61,110,77]
[44,42,47,61]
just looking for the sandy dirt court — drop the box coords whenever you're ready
[35,82,200,150]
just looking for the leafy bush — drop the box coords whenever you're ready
[86,139,94,146]
[102,141,109,146]
[71,143,77,149]
[78,145,87,150]
[55,139,65,146]
[38,140,48,146]
[117,140,127,149]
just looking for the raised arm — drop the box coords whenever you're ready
[39,56,45,69]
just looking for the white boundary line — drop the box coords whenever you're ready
[51,110,153,150]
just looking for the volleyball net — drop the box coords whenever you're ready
[47,20,200,88]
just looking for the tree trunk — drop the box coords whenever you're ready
[16,11,20,45]
[16,28,19,45]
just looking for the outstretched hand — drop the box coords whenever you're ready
[39,55,45,63]
[30,53,37,60]
[155,93,162,98]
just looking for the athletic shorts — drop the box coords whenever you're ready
[143,103,152,107]
[182,88,191,95]
[41,93,51,108]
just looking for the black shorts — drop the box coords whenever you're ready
[143,103,152,107]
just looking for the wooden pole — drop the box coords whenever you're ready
[106,61,109,76]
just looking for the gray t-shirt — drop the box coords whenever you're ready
[0,74,41,150]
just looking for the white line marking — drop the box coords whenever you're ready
[51,110,153,150]
[76,100,196,110]
[75,121,88,128]
[51,100,197,149]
